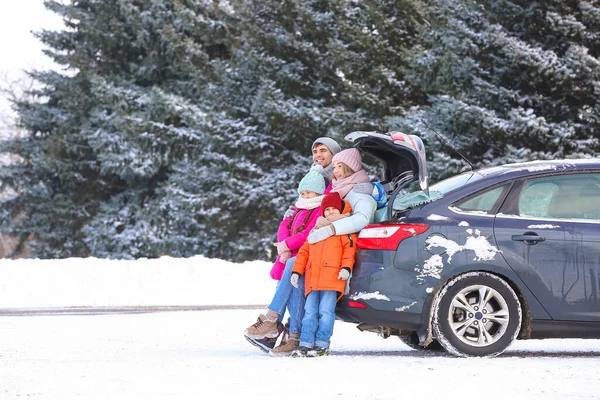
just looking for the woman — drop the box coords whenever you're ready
[244,147,377,356]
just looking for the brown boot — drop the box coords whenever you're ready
[269,332,300,357]
[244,314,280,339]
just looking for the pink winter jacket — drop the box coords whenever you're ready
[270,207,321,280]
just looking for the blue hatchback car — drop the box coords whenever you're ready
[336,131,600,357]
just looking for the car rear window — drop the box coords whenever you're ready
[391,171,483,213]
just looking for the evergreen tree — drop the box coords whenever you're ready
[389,0,600,180]
[1,0,235,258]
[148,0,429,261]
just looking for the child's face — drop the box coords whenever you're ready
[324,206,341,218]
[312,144,334,167]
[300,190,319,199]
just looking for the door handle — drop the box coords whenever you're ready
[511,234,546,243]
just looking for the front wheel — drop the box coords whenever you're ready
[433,272,522,357]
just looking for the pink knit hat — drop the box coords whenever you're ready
[332,148,361,173]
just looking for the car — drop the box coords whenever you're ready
[336,131,600,357]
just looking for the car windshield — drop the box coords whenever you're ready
[392,171,483,211]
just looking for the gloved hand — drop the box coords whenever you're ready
[273,241,290,255]
[338,268,351,281]
[282,205,295,220]
[290,273,300,288]
[313,216,331,230]
[279,250,291,263]
[307,225,334,244]
[353,182,374,195]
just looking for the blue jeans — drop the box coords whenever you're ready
[299,290,337,349]
[268,257,305,335]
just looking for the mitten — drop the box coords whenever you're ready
[338,268,351,281]
[282,205,295,220]
[273,241,290,255]
[307,225,334,244]
[313,216,331,230]
[353,182,373,194]
[279,250,291,263]
[290,273,300,288]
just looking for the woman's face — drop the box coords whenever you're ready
[312,144,334,168]
[300,190,319,199]
[333,161,350,180]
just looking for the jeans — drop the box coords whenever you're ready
[268,256,305,335]
[299,290,337,349]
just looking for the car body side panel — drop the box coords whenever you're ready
[495,215,600,321]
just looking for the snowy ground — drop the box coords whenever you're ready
[1,256,600,399]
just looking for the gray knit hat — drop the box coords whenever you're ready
[297,170,326,195]
[312,137,342,156]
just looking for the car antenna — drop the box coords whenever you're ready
[423,121,475,171]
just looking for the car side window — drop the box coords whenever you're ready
[456,186,506,213]
[519,182,558,218]
[519,174,600,220]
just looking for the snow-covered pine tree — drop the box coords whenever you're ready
[389,0,600,180]
[146,0,429,261]
[1,0,235,258]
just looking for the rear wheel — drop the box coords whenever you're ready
[433,272,522,357]
[399,332,444,351]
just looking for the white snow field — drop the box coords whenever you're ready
[1,256,600,400]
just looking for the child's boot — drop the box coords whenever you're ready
[291,346,312,358]
[308,346,331,357]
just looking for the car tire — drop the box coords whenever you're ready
[399,332,445,352]
[433,272,522,357]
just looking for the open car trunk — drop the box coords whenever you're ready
[345,131,428,220]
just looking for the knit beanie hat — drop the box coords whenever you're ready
[321,192,344,215]
[297,170,326,195]
[332,148,361,173]
[312,137,342,156]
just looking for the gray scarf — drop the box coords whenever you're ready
[311,163,334,185]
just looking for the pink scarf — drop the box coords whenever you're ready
[330,169,370,198]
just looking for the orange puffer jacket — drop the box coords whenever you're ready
[292,200,357,300]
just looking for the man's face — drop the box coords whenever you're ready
[312,144,334,167]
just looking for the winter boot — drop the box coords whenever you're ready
[244,314,280,339]
[269,331,299,357]
[291,346,312,358]
[308,346,331,357]
[244,321,284,353]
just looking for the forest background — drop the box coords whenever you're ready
[1,0,599,262]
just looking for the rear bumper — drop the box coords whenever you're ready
[336,297,422,331]
[335,248,442,333]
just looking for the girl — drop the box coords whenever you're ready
[290,191,357,357]
[269,170,326,280]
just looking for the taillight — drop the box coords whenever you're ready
[358,223,429,250]
[347,301,368,309]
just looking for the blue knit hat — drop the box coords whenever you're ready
[297,170,326,195]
